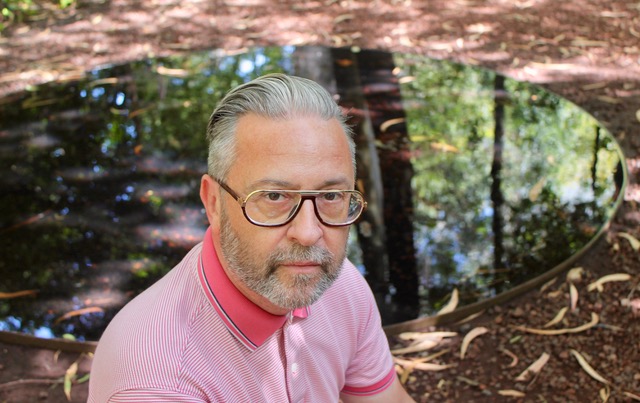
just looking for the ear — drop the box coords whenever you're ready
[200,174,221,227]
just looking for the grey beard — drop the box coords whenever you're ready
[219,209,344,310]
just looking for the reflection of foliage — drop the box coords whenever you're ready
[393,54,621,315]
[0,48,294,339]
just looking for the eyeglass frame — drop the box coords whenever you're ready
[213,177,367,228]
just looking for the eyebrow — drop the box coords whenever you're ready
[249,177,352,191]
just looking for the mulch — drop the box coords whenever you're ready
[0,1,639,401]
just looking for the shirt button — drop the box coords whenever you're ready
[291,363,299,376]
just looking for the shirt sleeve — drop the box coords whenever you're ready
[340,264,396,396]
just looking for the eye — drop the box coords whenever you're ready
[265,192,286,201]
[322,192,345,202]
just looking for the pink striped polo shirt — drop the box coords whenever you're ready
[88,228,395,402]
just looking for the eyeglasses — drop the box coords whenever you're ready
[214,178,367,227]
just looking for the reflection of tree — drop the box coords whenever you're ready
[491,75,506,271]
[330,48,389,295]
[330,50,419,318]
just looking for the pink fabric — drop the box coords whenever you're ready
[88,228,395,402]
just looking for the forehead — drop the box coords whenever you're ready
[229,113,354,188]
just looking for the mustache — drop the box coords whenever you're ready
[266,244,334,274]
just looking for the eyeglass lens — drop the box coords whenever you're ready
[244,191,364,226]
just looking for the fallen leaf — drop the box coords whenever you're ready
[570,283,579,311]
[391,338,440,355]
[618,232,640,251]
[581,82,607,91]
[397,331,458,342]
[460,326,489,359]
[500,348,518,368]
[636,109,640,123]
[587,273,632,292]
[515,352,550,382]
[543,307,568,328]
[528,177,546,202]
[566,267,584,283]
[498,390,526,397]
[380,117,406,133]
[539,277,556,293]
[334,13,354,24]
[624,391,640,401]
[570,349,610,385]
[513,312,599,335]
[393,357,456,371]
[0,289,39,299]
[64,361,78,400]
[597,95,621,104]
[156,66,189,78]
[437,288,459,315]
[54,307,104,325]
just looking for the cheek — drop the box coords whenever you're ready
[325,228,350,253]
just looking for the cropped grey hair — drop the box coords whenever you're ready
[205,73,355,179]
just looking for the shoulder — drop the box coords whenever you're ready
[89,243,215,397]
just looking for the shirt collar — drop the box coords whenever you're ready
[198,227,309,351]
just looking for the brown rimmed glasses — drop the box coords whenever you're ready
[215,178,367,227]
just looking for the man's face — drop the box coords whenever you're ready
[208,113,354,312]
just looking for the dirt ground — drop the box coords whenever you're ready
[0,0,639,402]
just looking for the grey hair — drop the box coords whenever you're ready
[205,73,355,180]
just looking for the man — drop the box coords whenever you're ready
[89,73,414,402]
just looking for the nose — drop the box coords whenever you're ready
[286,199,323,246]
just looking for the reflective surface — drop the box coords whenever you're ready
[0,47,624,340]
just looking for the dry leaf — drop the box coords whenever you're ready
[539,277,557,293]
[529,177,546,202]
[515,352,550,382]
[500,348,519,368]
[460,326,489,359]
[543,307,568,328]
[624,391,640,401]
[0,289,39,299]
[570,349,610,385]
[618,232,640,251]
[566,267,584,283]
[334,13,355,24]
[64,361,78,400]
[597,95,621,104]
[498,390,526,397]
[156,66,189,78]
[570,283,579,311]
[54,307,104,325]
[587,273,632,292]
[437,288,459,315]
[391,338,440,355]
[393,357,456,371]
[397,331,458,342]
[636,109,640,123]
[392,332,456,354]
[513,312,598,335]
[600,386,611,402]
